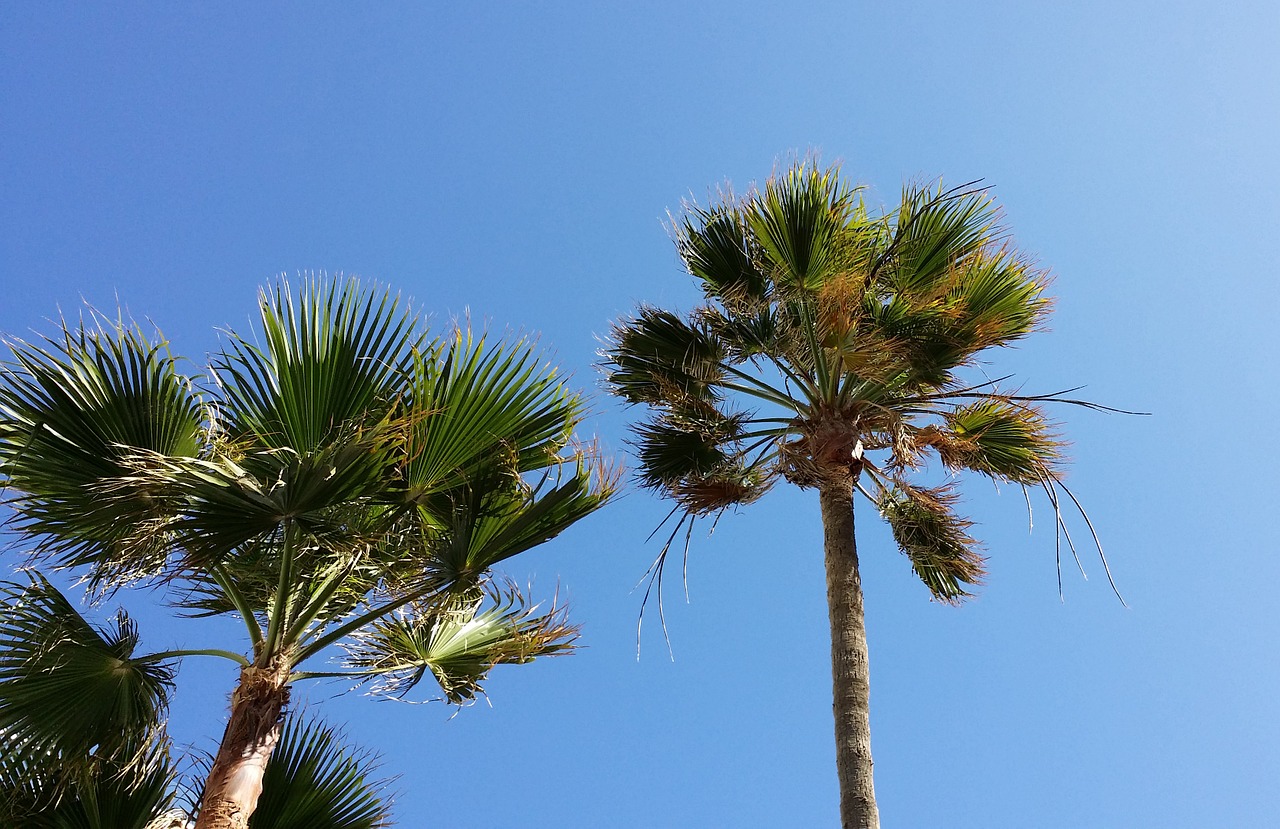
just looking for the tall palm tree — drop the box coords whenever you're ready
[0,278,615,829]
[602,161,1120,829]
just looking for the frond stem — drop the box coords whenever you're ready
[258,518,297,666]
[142,648,250,667]
[208,564,264,653]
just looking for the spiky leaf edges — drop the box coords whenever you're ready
[213,277,420,453]
[0,319,201,575]
[0,728,179,829]
[248,716,392,829]
[881,183,997,295]
[412,456,615,589]
[677,205,768,308]
[745,163,860,293]
[0,578,175,774]
[630,413,771,514]
[403,332,582,498]
[602,308,726,407]
[949,249,1050,349]
[344,586,577,704]
[878,485,985,603]
[923,399,1060,485]
[114,423,400,568]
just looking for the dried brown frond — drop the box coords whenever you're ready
[673,473,770,515]
[913,424,980,470]
[879,482,986,604]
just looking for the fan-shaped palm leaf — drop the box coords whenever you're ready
[0,316,202,585]
[2,739,180,829]
[246,716,392,829]
[213,278,419,453]
[0,577,174,773]
[343,584,576,704]
[402,330,583,498]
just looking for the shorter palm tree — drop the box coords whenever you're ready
[0,576,397,828]
[602,161,1127,829]
[0,278,616,828]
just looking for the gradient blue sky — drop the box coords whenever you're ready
[3,3,1278,827]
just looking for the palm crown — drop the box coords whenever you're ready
[0,278,615,827]
[606,162,1112,602]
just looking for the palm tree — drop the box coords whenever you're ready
[602,161,1120,829]
[0,278,615,829]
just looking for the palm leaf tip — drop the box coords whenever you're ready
[675,205,769,307]
[878,485,986,604]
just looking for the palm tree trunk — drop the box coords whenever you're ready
[819,482,880,829]
[194,664,291,829]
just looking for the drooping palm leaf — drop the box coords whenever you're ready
[414,457,614,587]
[0,577,175,772]
[877,484,985,603]
[602,307,728,408]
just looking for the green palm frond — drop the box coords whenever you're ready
[745,162,858,292]
[0,315,202,583]
[930,398,1061,484]
[0,576,175,777]
[247,716,392,829]
[604,160,1122,610]
[117,425,398,568]
[0,729,179,829]
[603,307,727,407]
[676,204,768,308]
[403,330,582,498]
[878,181,997,294]
[417,455,616,587]
[948,247,1050,349]
[632,408,753,490]
[877,484,985,603]
[214,277,419,453]
[343,584,577,704]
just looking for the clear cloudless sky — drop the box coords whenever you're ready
[2,3,1277,827]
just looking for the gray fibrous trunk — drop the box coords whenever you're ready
[194,664,291,829]
[820,483,880,829]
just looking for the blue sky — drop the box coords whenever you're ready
[3,3,1278,826]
